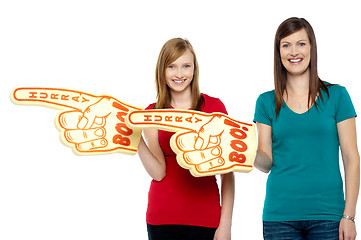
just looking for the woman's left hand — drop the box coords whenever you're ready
[339,218,357,240]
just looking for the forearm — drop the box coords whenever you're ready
[343,154,360,217]
[255,123,273,173]
[255,150,272,173]
[137,136,166,181]
[219,172,235,228]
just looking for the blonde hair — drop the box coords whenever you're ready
[154,38,202,110]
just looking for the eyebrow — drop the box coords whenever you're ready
[280,39,308,44]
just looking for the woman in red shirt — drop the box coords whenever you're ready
[137,38,235,240]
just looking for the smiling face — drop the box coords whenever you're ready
[280,28,311,77]
[165,49,194,94]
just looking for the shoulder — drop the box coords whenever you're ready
[202,93,223,104]
[254,90,275,125]
[324,83,357,122]
[324,82,343,91]
[324,83,349,99]
[201,93,227,114]
[145,103,155,110]
[260,90,275,98]
[256,90,275,105]
[326,83,346,92]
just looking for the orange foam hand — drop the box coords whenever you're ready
[11,88,143,155]
[126,109,257,177]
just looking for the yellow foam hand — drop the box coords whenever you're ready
[11,88,143,155]
[126,109,256,177]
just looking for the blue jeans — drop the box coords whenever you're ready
[263,220,340,240]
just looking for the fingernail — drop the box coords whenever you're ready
[94,117,104,126]
[78,117,88,129]
[211,146,221,156]
[95,128,105,137]
[195,138,203,150]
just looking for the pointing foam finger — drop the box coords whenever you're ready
[126,109,213,132]
[183,146,222,165]
[173,132,219,152]
[11,88,102,111]
[58,111,83,129]
[195,157,225,172]
[76,139,108,151]
[64,128,106,144]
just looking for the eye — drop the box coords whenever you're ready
[168,65,174,69]
[184,65,191,68]
[282,44,289,48]
[299,42,306,46]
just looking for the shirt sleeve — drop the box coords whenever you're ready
[201,94,228,115]
[253,93,272,126]
[213,98,228,115]
[335,86,357,123]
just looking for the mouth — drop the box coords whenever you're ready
[172,79,186,83]
[289,58,303,63]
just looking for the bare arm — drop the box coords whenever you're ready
[254,122,273,173]
[214,172,235,240]
[137,128,166,181]
[338,117,360,239]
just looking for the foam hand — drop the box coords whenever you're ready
[126,109,256,177]
[11,88,143,155]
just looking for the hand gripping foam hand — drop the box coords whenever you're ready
[10,88,143,155]
[126,109,257,177]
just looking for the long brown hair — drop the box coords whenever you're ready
[274,17,329,117]
[154,38,203,110]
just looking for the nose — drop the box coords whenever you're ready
[175,68,184,78]
[290,45,299,56]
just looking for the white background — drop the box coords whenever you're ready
[1,0,360,239]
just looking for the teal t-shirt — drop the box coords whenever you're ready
[254,84,357,221]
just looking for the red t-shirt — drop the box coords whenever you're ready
[145,93,228,228]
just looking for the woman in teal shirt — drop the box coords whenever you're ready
[254,17,359,239]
